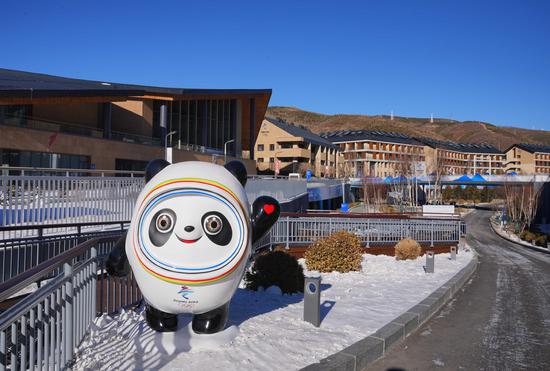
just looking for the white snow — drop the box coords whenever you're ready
[75,249,473,371]
[491,221,550,254]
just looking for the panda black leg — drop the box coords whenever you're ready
[192,302,230,334]
[145,304,178,332]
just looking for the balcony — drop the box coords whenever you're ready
[276,147,311,159]
[2,116,161,146]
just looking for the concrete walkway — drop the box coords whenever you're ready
[369,209,550,370]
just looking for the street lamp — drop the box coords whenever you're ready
[165,131,176,162]
[224,139,235,164]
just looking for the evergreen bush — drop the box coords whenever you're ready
[244,251,304,294]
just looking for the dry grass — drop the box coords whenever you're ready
[394,238,422,260]
[267,106,550,148]
[305,231,363,273]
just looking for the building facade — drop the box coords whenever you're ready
[0,69,271,173]
[505,144,550,175]
[417,138,505,175]
[322,130,426,178]
[254,118,339,177]
[321,130,508,178]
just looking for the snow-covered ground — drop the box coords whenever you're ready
[75,249,473,371]
[491,221,549,253]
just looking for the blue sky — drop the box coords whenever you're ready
[2,1,549,130]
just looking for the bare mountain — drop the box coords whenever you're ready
[266,106,550,150]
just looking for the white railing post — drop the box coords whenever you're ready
[91,247,98,318]
[64,263,74,365]
[430,220,434,247]
[286,216,290,250]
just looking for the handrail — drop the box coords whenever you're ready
[280,212,461,220]
[0,273,69,331]
[0,237,111,302]
[0,165,145,176]
[0,220,130,232]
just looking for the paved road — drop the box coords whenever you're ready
[369,210,550,371]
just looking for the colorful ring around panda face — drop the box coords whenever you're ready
[131,178,250,286]
[137,189,245,273]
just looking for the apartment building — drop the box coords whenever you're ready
[322,130,426,178]
[505,144,550,175]
[254,118,339,177]
[417,138,505,175]
[0,68,271,173]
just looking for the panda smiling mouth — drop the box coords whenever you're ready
[175,235,202,244]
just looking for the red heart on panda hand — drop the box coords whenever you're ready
[263,204,275,215]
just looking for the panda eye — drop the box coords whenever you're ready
[204,215,222,235]
[156,213,174,233]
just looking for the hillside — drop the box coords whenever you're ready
[266,107,550,149]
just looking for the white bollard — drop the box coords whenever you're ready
[450,246,457,260]
[425,251,435,273]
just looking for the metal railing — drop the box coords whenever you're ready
[271,215,465,248]
[0,236,141,371]
[0,211,464,370]
[0,176,142,227]
[0,221,128,284]
[0,166,144,177]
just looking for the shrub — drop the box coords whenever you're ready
[394,238,422,260]
[244,251,304,294]
[305,231,363,273]
[534,234,547,247]
[521,231,536,243]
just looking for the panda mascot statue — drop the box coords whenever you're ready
[106,159,280,334]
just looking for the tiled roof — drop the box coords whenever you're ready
[415,137,504,154]
[321,130,423,146]
[507,143,550,154]
[0,68,271,99]
[265,117,338,149]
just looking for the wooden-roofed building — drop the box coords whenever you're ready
[0,68,271,173]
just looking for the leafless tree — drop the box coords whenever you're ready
[362,177,387,213]
[426,149,446,204]
[504,176,544,233]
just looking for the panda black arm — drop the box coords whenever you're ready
[106,232,130,277]
[251,196,280,244]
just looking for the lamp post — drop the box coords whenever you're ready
[165,130,176,162]
[224,139,235,164]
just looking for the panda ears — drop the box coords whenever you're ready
[224,161,247,187]
[145,159,170,183]
[144,159,247,187]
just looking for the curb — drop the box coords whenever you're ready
[489,220,550,255]
[301,252,479,371]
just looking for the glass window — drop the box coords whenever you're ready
[258,144,264,151]
[269,144,275,151]
[170,101,180,147]
[115,158,148,172]
[257,158,264,162]
[0,148,89,173]
[1,105,30,127]
[197,100,205,146]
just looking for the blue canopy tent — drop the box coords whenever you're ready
[471,173,487,182]
[471,173,488,189]
[384,176,393,183]
[454,174,471,189]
